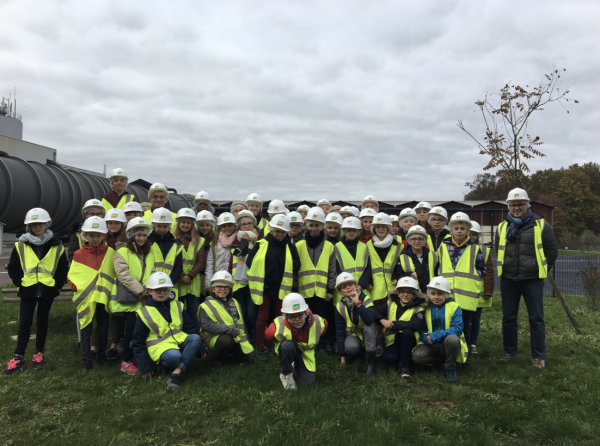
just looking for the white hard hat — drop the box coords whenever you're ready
[281,293,309,314]
[427,276,451,294]
[176,208,196,221]
[210,270,234,288]
[194,191,212,204]
[267,199,286,215]
[398,208,418,224]
[236,209,257,225]
[340,206,353,215]
[414,201,432,211]
[217,212,236,226]
[350,206,360,217]
[325,212,343,226]
[371,212,392,229]
[151,208,174,224]
[470,221,483,234]
[406,225,428,240]
[396,276,420,291]
[230,200,248,213]
[331,205,342,212]
[147,272,174,290]
[390,215,399,223]
[81,199,105,218]
[506,188,530,203]
[104,209,127,223]
[317,199,332,207]
[126,217,151,237]
[109,168,128,182]
[359,208,377,219]
[296,204,310,212]
[24,208,52,226]
[288,211,304,224]
[246,193,263,205]
[361,195,378,209]
[448,212,472,229]
[342,217,361,230]
[122,201,143,215]
[427,206,448,223]
[148,182,169,199]
[81,216,108,234]
[269,214,291,232]
[196,210,216,227]
[336,272,357,290]
[305,207,326,225]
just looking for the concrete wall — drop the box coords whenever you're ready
[0,115,23,140]
[0,134,57,164]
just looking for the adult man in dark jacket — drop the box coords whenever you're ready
[495,188,558,369]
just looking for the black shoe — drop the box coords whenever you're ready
[366,351,376,377]
[258,349,268,363]
[106,349,119,361]
[167,373,179,390]
[83,364,93,373]
[91,350,97,361]
[399,364,411,378]
[213,360,224,372]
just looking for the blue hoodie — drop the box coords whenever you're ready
[418,298,464,345]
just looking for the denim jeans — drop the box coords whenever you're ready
[500,278,546,359]
[159,334,202,372]
[383,329,417,366]
[469,308,483,346]
[181,293,201,333]
[234,287,257,338]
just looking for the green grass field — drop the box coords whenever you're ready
[1,287,600,446]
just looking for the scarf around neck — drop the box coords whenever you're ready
[506,208,533,241]
[305,230,325,249]
[219,231,237,249]
[372,234,393,248]
[19,229,54,246]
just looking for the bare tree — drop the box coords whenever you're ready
[457,68,578,186]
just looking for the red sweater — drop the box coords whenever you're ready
[264,310,328,344]
[68,243,109,292]
[102,190,126,208]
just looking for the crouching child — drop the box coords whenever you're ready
[133,272,206,390]
[412,276,468,383]
[265,293,328,390]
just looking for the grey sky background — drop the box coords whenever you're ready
[1,0,598,202]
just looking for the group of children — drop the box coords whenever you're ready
[4,167,496,388]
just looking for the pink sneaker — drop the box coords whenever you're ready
[32,352,45,369]
[121,361,138,375]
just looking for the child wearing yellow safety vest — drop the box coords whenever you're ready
[111,217,156,375]
[376,276,426,378]
[143,183,178,233]
[205,212,237,288]
[334,273,376,377]
[393,225,437,293]
[122,201,144,222]
[68,217,117,371]
[265,293,327,389]
[413,277,469,383]
[133,272,206,390]
[174,208,203,332]
[68,199,106,263]
[195,210,216,302]
[325,212,343,244]
[245,193,269,236]
[435,213,487,352]
[397,208,418,240]
[414,201,433,232]
[426,206,451,252]
[245,214,300,360]
[199,271,256,371]
[4,208,68,376]
[101,168,135,210]
[148,208,183,299]
[287,211,305,244]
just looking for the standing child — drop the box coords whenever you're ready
[358,208,376,244]
[397,208,418,241]
[69,199,106,262]
[102,168,135,210]
[296,205,310,221]
[68,217,116,370]
[195,210,215,302]
[427,206,451,252]
[194,191,214,214]
[3,208,68,375]
[149,208,183,298]
[246,193,269,234]
[287,211,305,244]
[361,196,379,211]
[317,199,332,216]
[111,217,156,375]
[325,212,343,244]
[229,200,248,217]
[414,202,433,232]
[122,202,144,222]
[104,209,128,250]
[205,212,237,286]
[390,215,400,236]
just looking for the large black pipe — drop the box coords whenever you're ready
[0,154,194,233]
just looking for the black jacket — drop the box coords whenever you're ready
[495,213,558,281]
[392,248,432,293]
[374,296,425,333]
[334,291,375,357]
[246,234,301,295]
[335,238,372,289]
[7,237,69,299]
[148,231,183,285]
[132,296,204,374]
[427,228,450,252]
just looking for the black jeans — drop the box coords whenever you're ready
[462,309,476,347]
[122,312,138,363]
[383,329,417,367]
[80,304,109,369]
[15,297,55,356]
[214,334,255,362]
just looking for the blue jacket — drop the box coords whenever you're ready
[132,296,205,374]
[334,291,375,357]
[418,298,464,345]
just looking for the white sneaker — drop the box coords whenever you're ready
[469,345,478,355]
[279,373,297,390]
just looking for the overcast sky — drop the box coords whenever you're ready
[1,0,598,202]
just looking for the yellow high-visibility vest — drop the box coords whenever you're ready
[336,296,374,342]
[438,242,482,311]
[247,239,294,305]
[109,248,154,313]
[272,314,325,372]
[15,241,64,288]
[102,193,135,211]
[68,248,116,329]
[178,238,203,297]
[421,301,468,363]
[333,241,370,305]
[150,241,182,298]
[137,300,189,362]
[296,240,334,299]
[199,298,254,354]
[366,240,401,302]
[398,252,437,283]
[384,301,423,347]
